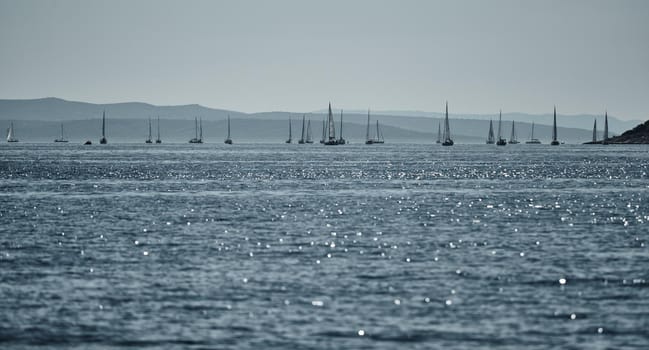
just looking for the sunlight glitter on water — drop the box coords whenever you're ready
[1,144,648,349]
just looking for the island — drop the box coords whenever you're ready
[585,119,649,144]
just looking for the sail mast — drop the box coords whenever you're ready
[100,111,107,144]
[366,109,371,142]
[300,115,305,142]
[339,109,343,141]
[444,101,449,141]
[592,119,597,143]
[199,118,203,141]
[444,101,452,143]
[497,110,502,140]
[531,122,535,140]
[148,117,152,141]
[552,106,557,142]
[604,110,609,142]
[510,120,516,142]
[227,115,231,139]
[157,116,161,142]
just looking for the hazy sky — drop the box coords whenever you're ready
[1,0,648,120]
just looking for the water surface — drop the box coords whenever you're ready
[1,143,648,349]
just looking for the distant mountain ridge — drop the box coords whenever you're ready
[313,108,641,133]
[0,97,639,133]
[0,97,636,143]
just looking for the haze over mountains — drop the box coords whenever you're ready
[1,98,640,143]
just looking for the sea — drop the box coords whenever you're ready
[1,143,648,349]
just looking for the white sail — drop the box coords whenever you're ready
[299,115,306,143]
[145,117,152,143]
[306,119,312,143]
[441,101,453,145]
[324,103,341,145]
[327,103,336,141]
[7,122,18,142]
[509,120,519,144]
[486,120,495,144]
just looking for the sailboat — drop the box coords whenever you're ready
[6,122,18,142]
[298,114,306,144]
[285,117,292,143]
[224,115,233,144]
[155,116,162,143]
[374,121,384,144]
[486,120,495,144]
[54,123,68,143]
[508,120,519,144]
[603,111,609,145]
[441,102,453,146]
[436,122,441,144]
[338,110,346,145]
[305,119,314,144]
[189,117,203,143]
[525,122,541,144]
[550,106,560,145]
[592,119,598,143]
[365,110,384,144]
[324,102,341,145]
[496,110,507,146]
[145,117,153,143]
[320,119,325,144]
[99,111,107,144]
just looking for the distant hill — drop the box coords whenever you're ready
[601,120,649,144]
[0,97,245,121]
[0,97,630,143]
[314,108,642,133]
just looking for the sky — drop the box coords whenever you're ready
[1,0,648,120]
